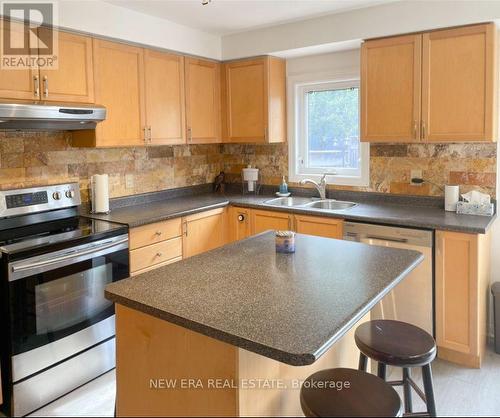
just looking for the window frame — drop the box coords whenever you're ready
[288,72,369,187]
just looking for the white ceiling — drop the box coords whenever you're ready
[105,0,397,36]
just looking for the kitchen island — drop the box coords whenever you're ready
[105,231,423,416]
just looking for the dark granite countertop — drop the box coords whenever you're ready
[229,195,496,234]
[82,194,230,227]
[83,188,496,234]
[105,232,424,366]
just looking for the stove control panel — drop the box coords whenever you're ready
[6,191,48,209]
[0,183,82,217]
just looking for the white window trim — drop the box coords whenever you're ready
[288,70,369,187]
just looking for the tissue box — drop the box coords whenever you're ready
[456,201,495,216]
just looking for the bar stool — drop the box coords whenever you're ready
[355,320,437,417]
[300,368,403,417]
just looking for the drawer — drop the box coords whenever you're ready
[131,256,182,276]
[129,218,182,250]
[130,237,182,273]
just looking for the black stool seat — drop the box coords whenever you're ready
[355,320,436,366]
[300,368,402,417]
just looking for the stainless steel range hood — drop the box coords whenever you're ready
[0,100,106,131]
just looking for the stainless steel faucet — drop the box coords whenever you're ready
[300,174,328,199]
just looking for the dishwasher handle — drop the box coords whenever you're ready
[365,235,408,244]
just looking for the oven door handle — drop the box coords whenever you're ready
[9,235,129,281]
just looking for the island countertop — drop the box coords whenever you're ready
[105,232,423,366]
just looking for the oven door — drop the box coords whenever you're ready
[7,234,129,382]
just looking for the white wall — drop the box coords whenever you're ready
[54,0,221,59]
[287,49,359,77]
[222,0,500,60]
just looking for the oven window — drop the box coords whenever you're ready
[35,264,113,335]
[9,248,129,356]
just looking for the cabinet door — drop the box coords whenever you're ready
[223,58,267,142]
[145,50,185,145]
[182,208,227,258]
[361,34,422,142]
[251,209,292,235]
[228,207,252,242]
[435,231,483,367]
[422,23,496,141]
[185,58,221,144]
[38,30,94,103]
[294,215,343,239]
[92,39,146,147]
[0,20,39,100]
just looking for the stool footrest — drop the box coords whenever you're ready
[403,412,431,417]
[387,378,427,403]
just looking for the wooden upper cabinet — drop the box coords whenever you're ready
[38,30,94,103]
[0,20,38,100]
[87,39,146,147]
[184,57,221,144]
[361,34,422,142]
[144,50,185,145]
[422,23,496,142]
[222,56,286,143]
[361,23,497,143]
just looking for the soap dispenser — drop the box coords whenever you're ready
[279,176,288,195]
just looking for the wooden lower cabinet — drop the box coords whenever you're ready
[294,214,343,239]
[130,238,182,273]
[129,218,183,275]
[115,304,368,416]
[435,230,491,368]
[182,208,227,258]
[228,206,252,242]
[249,209,344,240]
[250,209,292,235]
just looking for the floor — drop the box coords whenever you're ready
[27,347,500,417]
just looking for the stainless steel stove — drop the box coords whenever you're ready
[0,183,129,417]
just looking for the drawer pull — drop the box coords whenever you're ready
[155,231,162,236]
[156,252,163,257]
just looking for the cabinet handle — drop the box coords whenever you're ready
[43,76,48,98]
[148,126,152,142]
[413,120,418,139]
[183,221,188,236]
[34,75,40,98]
[155,231,162,236]
[156,252,162,258]
[421,120,426,140]
[187,127,192,142]
[143,127,148,142]
[238,214,245,222]
[264,127,268,141]
[288,216,292,230]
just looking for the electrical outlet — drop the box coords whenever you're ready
[410,169,423,185]
[125,174,134,189]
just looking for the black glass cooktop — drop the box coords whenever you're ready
[0,216,127,255]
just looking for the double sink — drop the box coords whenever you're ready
[263,197,357,211]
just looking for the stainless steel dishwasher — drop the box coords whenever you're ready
[343,221,434,335]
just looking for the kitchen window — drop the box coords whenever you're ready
[289,77,369,186]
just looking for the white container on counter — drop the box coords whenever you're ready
[444,185,460,212]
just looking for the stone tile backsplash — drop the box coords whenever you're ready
[0,131,223,202]
[221,142,497,198]
[0,131,496,200]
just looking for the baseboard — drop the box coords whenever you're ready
[437,346,481,368]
